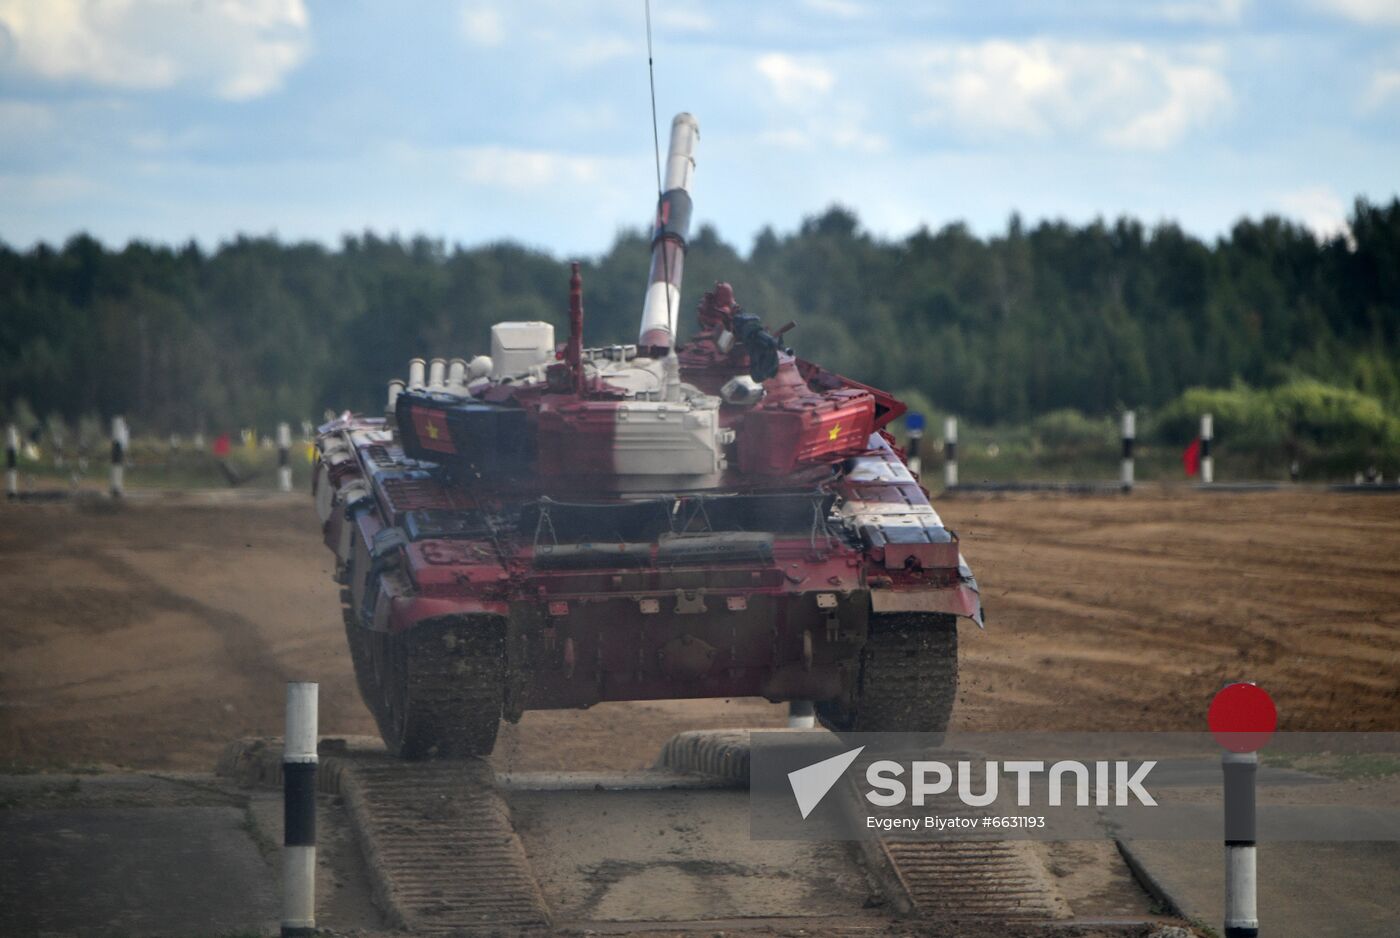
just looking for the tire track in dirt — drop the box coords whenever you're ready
[945,490,1400,733]
[83,549,294,689]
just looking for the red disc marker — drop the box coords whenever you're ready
[1208,682,1277,752]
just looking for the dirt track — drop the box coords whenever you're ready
[1,488,1397,772]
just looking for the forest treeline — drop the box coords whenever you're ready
[2,199,1397,448]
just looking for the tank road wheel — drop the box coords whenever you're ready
[816,612,958,734]
[344,611,505,759]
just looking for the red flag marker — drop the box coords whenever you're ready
[1183,437,1202,477]
[212,433,231,457]
[1208,682,1277,753]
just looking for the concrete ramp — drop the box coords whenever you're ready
[506,783,881,928]
[339,758,551,933]
[220,733,1158,934]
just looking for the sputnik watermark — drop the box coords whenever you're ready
[754,732,1400,842]
[787,747,1156,819]
[865,758,1157,808]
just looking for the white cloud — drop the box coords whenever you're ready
[562,34,633,68]
[454,145,611,191]
[1150,0,1248,24]
[459,3,504,47]
[758,121,886,154]
[802,0,865,19]
[755,52,835,107]
[653,3,713,33]
[0,0,310,100]
[460,3,637,70]
[752,51,880,153]
[1277,185,1351,242]
[916,40,1231,150]
[1363,68,1400,109]
[0,170,100,203]
[1309,0,1400,25]
[0,99,52,134]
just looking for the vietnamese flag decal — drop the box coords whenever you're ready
[212,432,231,457]
[1182,437,1201,477]
[411,406,456,454]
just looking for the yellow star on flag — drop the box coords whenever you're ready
[828,423,842,441]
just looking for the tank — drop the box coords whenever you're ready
[312,113,984,758]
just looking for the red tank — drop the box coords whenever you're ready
[312,113,983,757]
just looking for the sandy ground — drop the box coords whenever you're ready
[2,488,1398,774]
[2,488,1396,938]
[945,488,1400,734]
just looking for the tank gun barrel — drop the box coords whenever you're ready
[638,112,699,352]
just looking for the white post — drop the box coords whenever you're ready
[277,422,293,493]
[943,416,959,489]
[5,424,18,499]
[1223,750,1258,938]
[1200,413,1214,485]
[282,682,318,938]
[906,414,924,477]
[787,700,816,729]
[1120,410,1136,491]
[110,416,128,498]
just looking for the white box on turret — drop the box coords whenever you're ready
[491,321,555,379]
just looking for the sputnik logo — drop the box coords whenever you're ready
[788,746,864,819]
[786,745,1159,818]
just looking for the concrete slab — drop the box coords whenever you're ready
[507,787,887,926]
[0,805,277,937]
[1120,840,1400,938]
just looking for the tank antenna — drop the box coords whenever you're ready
[645,0,663,199]
[644,0,674,345]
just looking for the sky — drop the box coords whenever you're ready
[1,0,1398,257]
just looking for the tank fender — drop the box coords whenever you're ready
[868,560,984,628]
[389,596,510,632]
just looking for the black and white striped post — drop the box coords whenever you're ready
[943,416,958,489]
[1120,410,1136,490]
[282,681,318,938]
[1223,750,1259,937]
[110,416,128,498]
[905,412,925,477]
[1209,680,1274,938]
[1200,413,1214,485]
[277,422,293,493]
[5,424,17,499]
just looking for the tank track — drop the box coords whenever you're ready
[343,596,505,759]
[817,611,958,734]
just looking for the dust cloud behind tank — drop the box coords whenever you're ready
[311,112,983,759]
